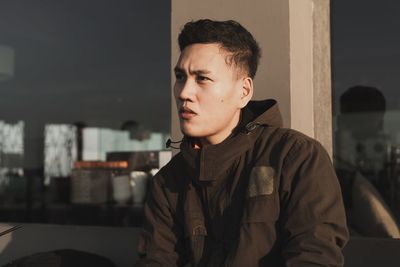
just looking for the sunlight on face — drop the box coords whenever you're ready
[173,43,246,145]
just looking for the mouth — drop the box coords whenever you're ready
[179,107,197,119]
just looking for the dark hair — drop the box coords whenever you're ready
[178,19,261,79]
[340,85,386,114]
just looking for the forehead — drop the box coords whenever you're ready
[175,43,231,72]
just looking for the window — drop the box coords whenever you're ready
[332,0,400,238]
[0,0,171,226]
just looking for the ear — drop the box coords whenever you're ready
[238,77,253,108]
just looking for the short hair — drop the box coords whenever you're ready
[178,19,261,79]
[340,85,386,114]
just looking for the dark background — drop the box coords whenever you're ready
[0,0,171,168]
[331,0,400,112]
[1,1,399,133]
[0,0,171,130]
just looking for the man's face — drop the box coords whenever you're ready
[174,43,246,145]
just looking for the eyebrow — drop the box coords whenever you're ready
[174,67,211,75]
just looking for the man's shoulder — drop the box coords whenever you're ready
[259,125,318,143]
[255,126,329,161]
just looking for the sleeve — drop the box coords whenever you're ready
[135,173,187,267]
[279,139,349,266]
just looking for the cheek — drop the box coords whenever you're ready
[219,90,240,107]
[173,84,179,98]
[199,83,238,112]
[173,85,184,105]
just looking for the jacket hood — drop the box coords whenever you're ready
[237,99,283,132]
[179,99,283,182]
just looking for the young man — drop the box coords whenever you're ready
[136,19,348,266]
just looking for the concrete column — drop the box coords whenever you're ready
[312,0,332,156]
[289,0,332,155]
[171,0,332,155]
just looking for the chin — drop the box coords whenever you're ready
[180,123,207,138]
[180,128,200,138]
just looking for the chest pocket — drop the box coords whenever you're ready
[242,165,279,223]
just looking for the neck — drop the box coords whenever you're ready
[199,110,241,145]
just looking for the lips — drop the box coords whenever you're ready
[179,107,197,119]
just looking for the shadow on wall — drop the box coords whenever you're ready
[0,223,140,267]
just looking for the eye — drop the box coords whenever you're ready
[175,73,186,82]
[196,75,210,82]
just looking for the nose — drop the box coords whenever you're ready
[175,78,195,103]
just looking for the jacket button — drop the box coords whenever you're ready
[245,122,260,132]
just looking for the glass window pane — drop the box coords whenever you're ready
[0,0,171,226]
[332,1,400,238]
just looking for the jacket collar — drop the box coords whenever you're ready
[244,99,283,128]
[179,99,282,182]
